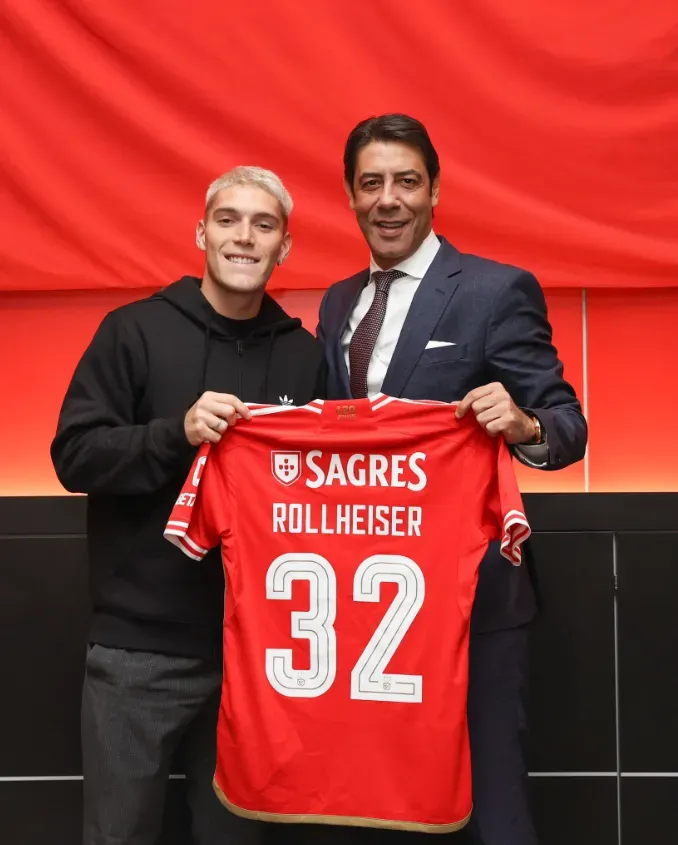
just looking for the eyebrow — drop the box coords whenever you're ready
[358,169,422,180]
[211,206,280,222]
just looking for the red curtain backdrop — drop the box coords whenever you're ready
[1,0,677,292]
[1,1,677,494]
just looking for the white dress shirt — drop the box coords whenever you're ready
[341,230,548,465]
[342,230,441,397]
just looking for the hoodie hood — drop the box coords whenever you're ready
[154,275,301,339]
[153,275,304,398]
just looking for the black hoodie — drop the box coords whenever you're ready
[51,276,326,658]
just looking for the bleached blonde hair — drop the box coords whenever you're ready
[205,166,293,222]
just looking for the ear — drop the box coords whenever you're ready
[343,179,356,210]
[431,175,441,208]
[196,220,206,251]
[277,231,292,266]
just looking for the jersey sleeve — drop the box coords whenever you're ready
[481,438,531,566]
[164,443,226,560]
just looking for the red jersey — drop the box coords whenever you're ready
[165,395,530,833]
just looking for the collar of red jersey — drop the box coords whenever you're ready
[246,394,390,415]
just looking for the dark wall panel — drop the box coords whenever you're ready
[617,533,678,772]
[0,537,89,775]
[528,533,616,773]
[0,779,190,845]
[0,781,82,845]
[620,777,678,845]
[531,776,618,845]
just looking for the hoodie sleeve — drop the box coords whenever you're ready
[51,310,195,495]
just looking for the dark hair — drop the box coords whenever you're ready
[343,114,440,191]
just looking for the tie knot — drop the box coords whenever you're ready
[371,269,406,293]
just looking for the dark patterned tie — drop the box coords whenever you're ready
[349,269,407,399]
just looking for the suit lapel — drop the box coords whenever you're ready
[328,269,368,396]
[381,238,462,397]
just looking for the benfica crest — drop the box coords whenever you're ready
[271,451,302,486]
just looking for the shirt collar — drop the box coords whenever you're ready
[369,229,441,281]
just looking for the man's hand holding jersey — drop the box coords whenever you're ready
[184,392,252,446]
[456,382,540,445]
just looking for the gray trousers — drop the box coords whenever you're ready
[81,644,266,845]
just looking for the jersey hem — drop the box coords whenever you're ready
[213,778,472,834]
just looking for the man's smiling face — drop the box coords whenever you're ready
[346,140,439,269]
[198,184,290,295]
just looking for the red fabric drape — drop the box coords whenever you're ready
[1,0,676,291]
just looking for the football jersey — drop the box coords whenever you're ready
[164,395,530,833]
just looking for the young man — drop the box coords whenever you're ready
[51,166,325,845]
[315,115,587,845]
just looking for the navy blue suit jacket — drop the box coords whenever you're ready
[316,236,587,632]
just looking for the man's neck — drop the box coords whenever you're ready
[372,256,401,271]
[371,229,436,274]
[200,275,264,320]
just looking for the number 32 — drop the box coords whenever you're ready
[265,553,425,703]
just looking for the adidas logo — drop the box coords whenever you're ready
[279,395,294,407]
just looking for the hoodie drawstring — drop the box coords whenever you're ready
[201,318,277,403]
[263,332,276,402]
[199,309,213,398]
[236,340,243,398]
